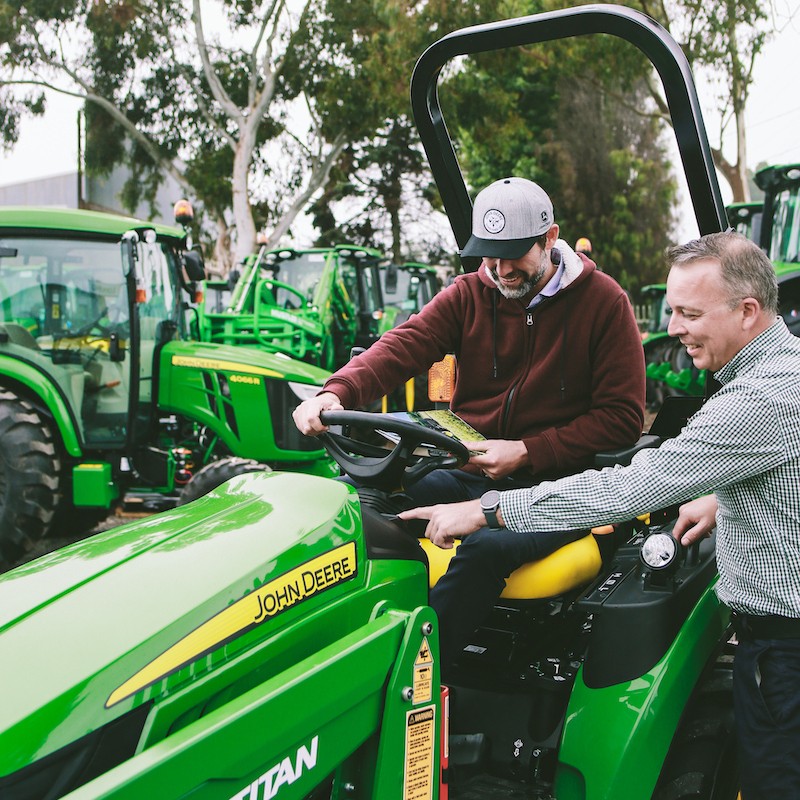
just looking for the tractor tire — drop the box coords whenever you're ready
[178,457,271,505]
[0,390,61,568]
[652,665,739,800]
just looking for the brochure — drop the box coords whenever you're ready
[377,408,485,455]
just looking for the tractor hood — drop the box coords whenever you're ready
[161,340,332,385]
[0,471,362,775]
[157,340,332,464]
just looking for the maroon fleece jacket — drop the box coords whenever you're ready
[324,255,645,479]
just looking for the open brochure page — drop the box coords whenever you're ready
[377,409,485,455]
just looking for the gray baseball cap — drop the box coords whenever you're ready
[461,177,554,259]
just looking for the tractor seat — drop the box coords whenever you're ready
[0,322,40,350]
[418,526,612,600]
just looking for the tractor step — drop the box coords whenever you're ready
[450,773,553,800]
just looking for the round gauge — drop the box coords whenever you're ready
[640,531,679,571]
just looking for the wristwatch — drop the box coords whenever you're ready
[480,489,502,529]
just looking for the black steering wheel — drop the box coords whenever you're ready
[319,410,470,492]
[65,308,113,339]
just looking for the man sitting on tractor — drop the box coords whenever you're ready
[294,175,645,648]
[403,231,800,800]
[294,177,644,491]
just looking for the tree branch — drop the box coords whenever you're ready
[248,0,281,107]
[267,132,347,244]
[2,77,192,195]
[192,0,242,125]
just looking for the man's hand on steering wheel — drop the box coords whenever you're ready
[293,391,344,435]
[314,409,470,492]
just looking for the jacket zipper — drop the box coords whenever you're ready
[500,305,536,434]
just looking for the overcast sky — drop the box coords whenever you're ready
[1,10,798,218]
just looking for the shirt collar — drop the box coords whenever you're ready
[527,260,565,309]
[714,317,786,384]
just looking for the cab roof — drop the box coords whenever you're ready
[0,206,185,241]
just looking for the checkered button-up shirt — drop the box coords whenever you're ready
[500,318,800,617]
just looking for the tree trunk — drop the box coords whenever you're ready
[711,146,748,203]
[213,216,233,276]
[231,134,257,265]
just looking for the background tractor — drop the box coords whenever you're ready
[378,261,441,331]
[642,184,800,406]
[0,5,749,799]
[378,261,443,413]
[198,244,387,371]
[726,200,763,242]
[756,162,800,336]
[0,207,336,569]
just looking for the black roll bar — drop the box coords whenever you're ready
[410,4,727,267]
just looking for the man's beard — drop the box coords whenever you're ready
[488,256,548,299]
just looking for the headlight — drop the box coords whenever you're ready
[287,381,321,402]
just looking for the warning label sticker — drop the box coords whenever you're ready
[403,705,435,800]
[413,637,433,704]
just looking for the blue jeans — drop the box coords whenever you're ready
[348,467,578,666]
[401,467,540,506]
[429,525,585,666]
[400,468,491,505]
[342,466,532,506]
[734,636,800,799]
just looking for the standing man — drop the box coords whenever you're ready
[403,231,800,800]
[294,177,645,508]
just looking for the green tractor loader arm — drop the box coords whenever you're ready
[198,245,388,373]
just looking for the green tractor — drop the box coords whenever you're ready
[378,261,442,412]
[0,207,336,568]
[726,200,763,242]
[0,6,743,799]
[379,261,441,332]
[637,282,703,410]
[198,244,387,372]
[642,187,800,406]
[756,162,800,337]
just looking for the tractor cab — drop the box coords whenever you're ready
[264,245,385,359]
[380,261,440,329]
[0,209,197,450]
[756,163,800,265]
[637,282,669,337]
[726,200,763,243]
[754,164,800,334]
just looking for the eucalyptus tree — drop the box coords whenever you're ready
[0,0,381,269]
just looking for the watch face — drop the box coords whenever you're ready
[481,489,501,510]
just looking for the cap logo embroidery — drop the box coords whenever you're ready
[483,209,505,234]
[541,211,549,223]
